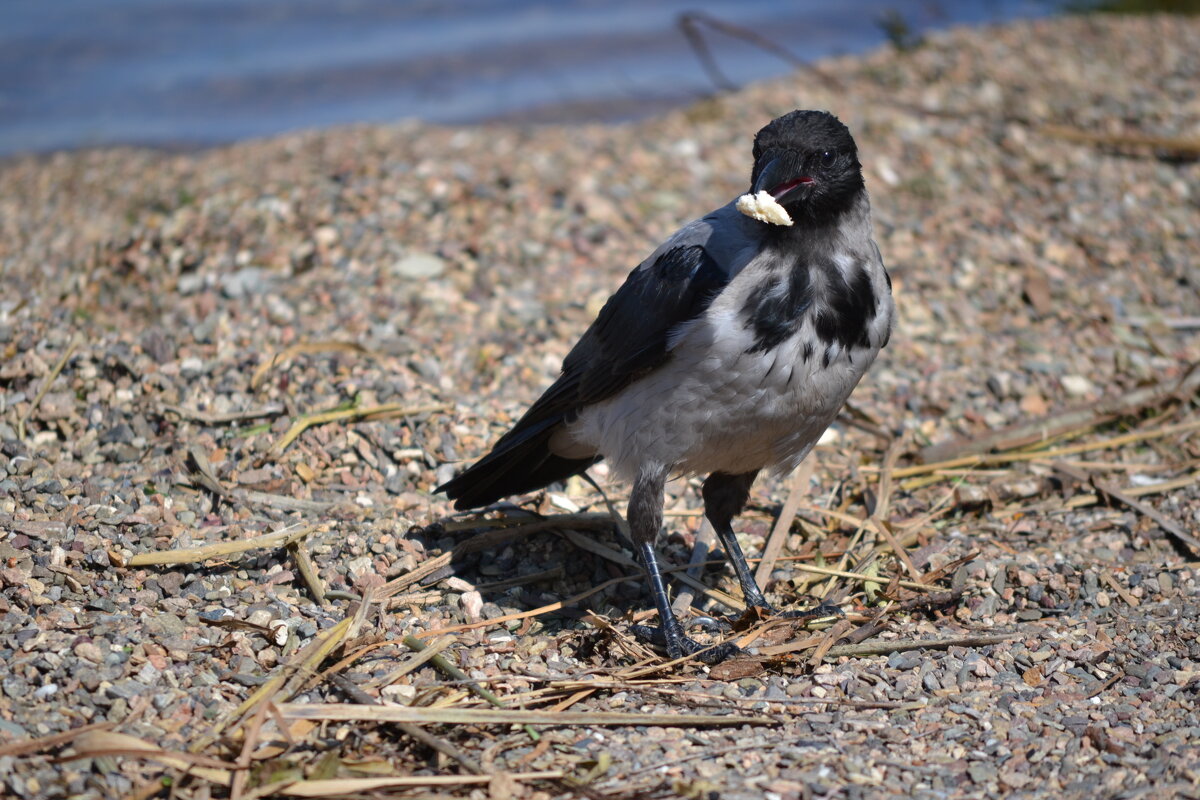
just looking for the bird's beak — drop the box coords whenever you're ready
[753,156,814,202]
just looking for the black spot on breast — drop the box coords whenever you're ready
[742,267,813,353]
[814,264,877,350]
[802,342,814,362]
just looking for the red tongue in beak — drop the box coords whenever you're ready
[770,177,813,199]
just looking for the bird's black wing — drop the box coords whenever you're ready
[571,243,729,403]
[501,243,729,443]
[439,243,729,508]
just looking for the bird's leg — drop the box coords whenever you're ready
[628,467,741,663]
[703,471,844,624]
[703,471,773,609]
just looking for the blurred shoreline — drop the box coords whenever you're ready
[2,0,1061,158]
[7,2,1198,160]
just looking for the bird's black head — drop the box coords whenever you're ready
[749,110,864,224]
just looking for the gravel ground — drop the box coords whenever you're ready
[1,14,1199,800]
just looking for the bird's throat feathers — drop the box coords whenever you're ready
[763,185,871,241]
[740,192,882,357]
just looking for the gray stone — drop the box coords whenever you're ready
[888,652,923,670]
[86,596,116,611]
[221,267,272,298]
[106,679,147,700]
[177,273,206,295]
[0,719,26,738]
[391,252,445,280]
[144,612,187,637]
[107,444,142,463]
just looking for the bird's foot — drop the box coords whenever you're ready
[630,620,743,664]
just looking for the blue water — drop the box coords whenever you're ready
[0,0,1054,156]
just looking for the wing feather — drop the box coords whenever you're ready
[495,243,728,448]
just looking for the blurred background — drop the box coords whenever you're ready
[1,0,1193,157]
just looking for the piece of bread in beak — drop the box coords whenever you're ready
[736,190,793,226]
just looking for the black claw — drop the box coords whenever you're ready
[690,640,745,664]
[689,615,732,633]
[630,623,744,664]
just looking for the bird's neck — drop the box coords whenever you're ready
[767,192,872,255]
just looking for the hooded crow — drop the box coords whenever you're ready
[439,110,894,662]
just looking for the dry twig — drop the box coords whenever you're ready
[1052,462,1200,556]
[129,523,321,566]
[17,334,80,440]
[1040,124,1200,159]
[272,402,449,455]
[402,635,541,742]
[670,517,716,617]
[331,674,484,775]
[160,403,285,425]
[753,459,814,588]
[919,366,1200,463]
[279,704,776,727]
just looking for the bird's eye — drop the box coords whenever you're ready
[819,150,837,166]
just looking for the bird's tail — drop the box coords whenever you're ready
[436,419,599,510]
